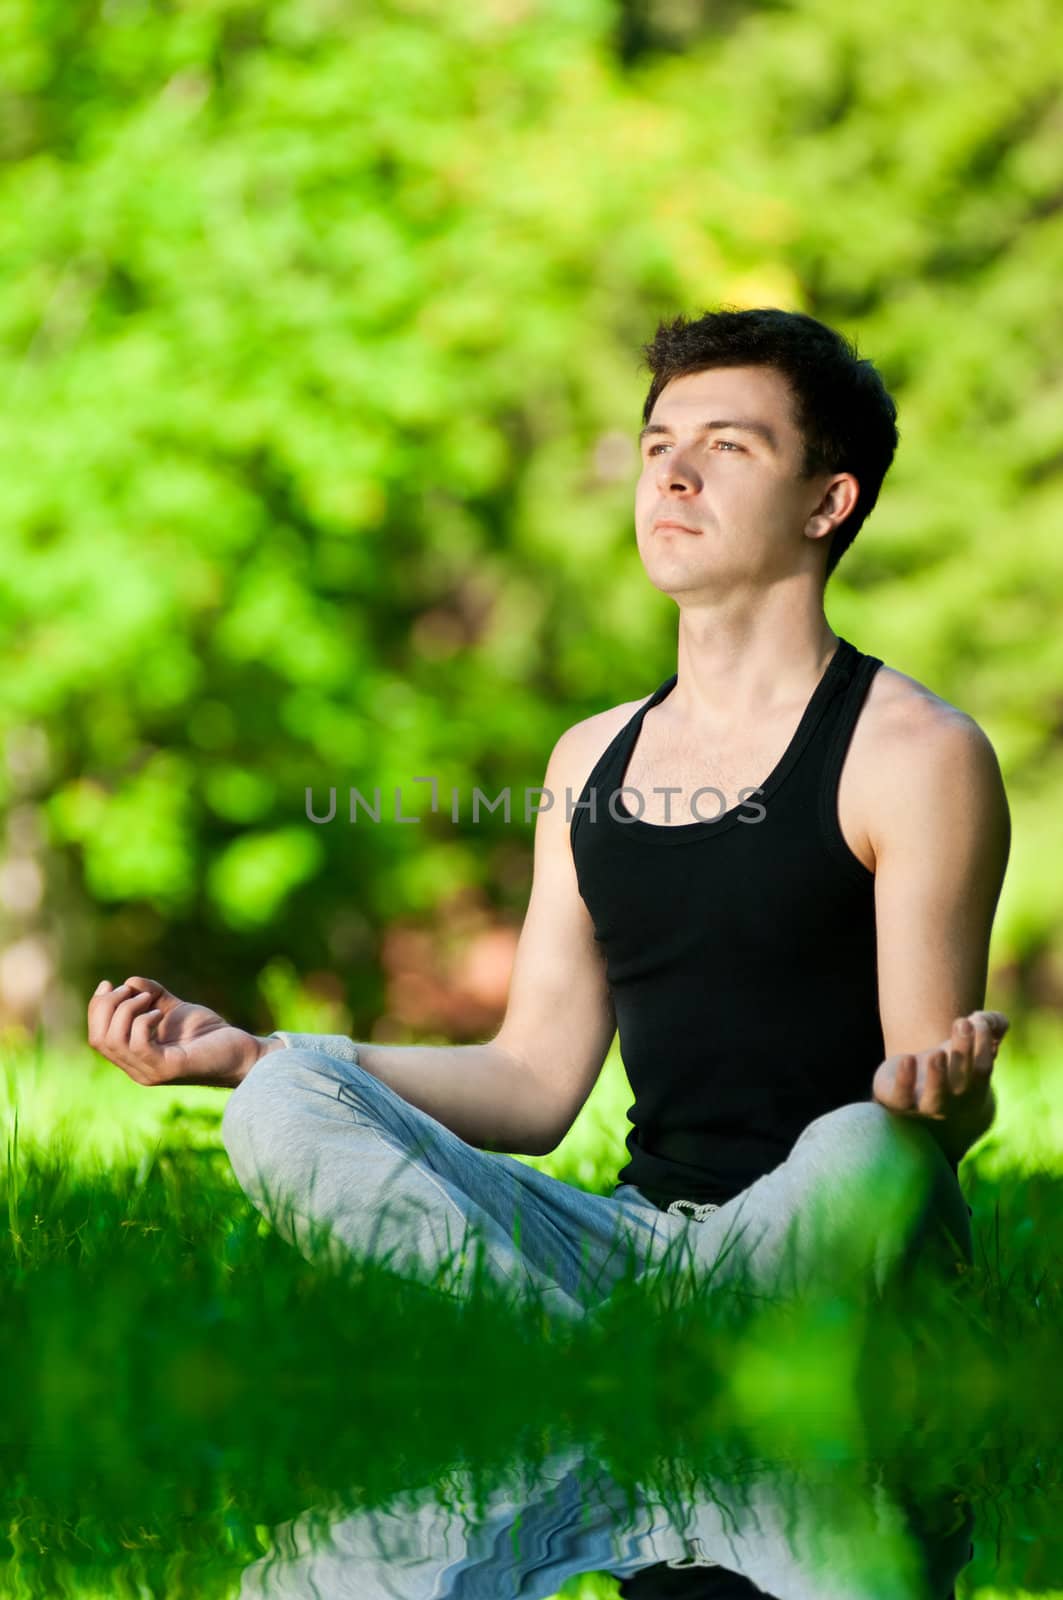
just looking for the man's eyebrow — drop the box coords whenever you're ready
[637,418,780,452]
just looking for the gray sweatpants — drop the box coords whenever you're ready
[232,1441,975,1599]
[220,1041,974,1322]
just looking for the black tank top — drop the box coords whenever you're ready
[570,635,910,1211]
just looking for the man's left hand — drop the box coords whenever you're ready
[871,1009,1009,1126]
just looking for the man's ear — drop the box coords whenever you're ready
[805,472,859,541]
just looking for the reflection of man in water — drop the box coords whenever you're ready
[89,308,1010,1312]
[233,1445,976,1599]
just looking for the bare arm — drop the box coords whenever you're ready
[249,721,617,1156]
[870,707,1011,1163]
[489,720,618,1154]
[90,980,567,1155]
[90,724,617,1157]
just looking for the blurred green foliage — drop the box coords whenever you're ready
[2,0,1062,1047]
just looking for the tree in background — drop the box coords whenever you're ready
[1,0,1061,1050]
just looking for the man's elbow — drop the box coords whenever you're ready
[524,1124,565,1159]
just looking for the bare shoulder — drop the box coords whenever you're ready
[540,694,655,826]
[549,693,653,782]
[863,662,1001,761]
[854,661,1009,859]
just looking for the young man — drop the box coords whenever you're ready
[89,308,1011,1317]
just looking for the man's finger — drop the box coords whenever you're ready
[890,1055,918,1111]
[108,989,158,1047]
[124,976,166,1001]
[973,1010,1009,1038]
[88,981,133,1040]
[919,1049,949,1116]
[129,1006,163,1055]
[969,1015,993,1068]
[947,1034,970,1097]
[88,979,112,1028]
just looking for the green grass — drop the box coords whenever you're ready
[2,1024,1061,1597]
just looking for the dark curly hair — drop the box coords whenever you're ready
[639,306,900,582]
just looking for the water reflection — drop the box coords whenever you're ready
[235,1446,974,1598]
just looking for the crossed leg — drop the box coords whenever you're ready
[221,1049,973,1320]
[221,1046,662,1321]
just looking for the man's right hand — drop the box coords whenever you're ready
[87,975,265,1089]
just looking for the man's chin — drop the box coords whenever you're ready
[640,559,724,596]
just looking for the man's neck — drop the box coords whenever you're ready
[670,598,838,730]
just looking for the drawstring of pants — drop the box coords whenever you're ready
[667,1535,720,1568]
[665,1198,720,1222]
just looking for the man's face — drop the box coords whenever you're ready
[633,364,832,598]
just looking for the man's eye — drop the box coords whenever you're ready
[647,440,742,455]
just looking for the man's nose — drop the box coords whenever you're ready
[656,451,701,488]
[658,469,700,495]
